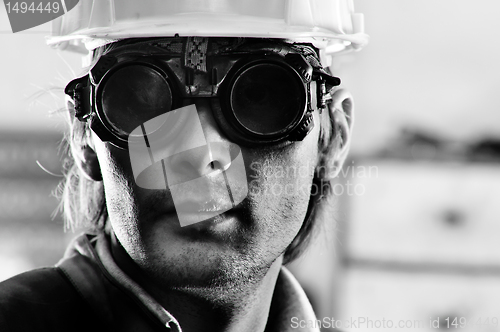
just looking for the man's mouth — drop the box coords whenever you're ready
[174,197,234,214]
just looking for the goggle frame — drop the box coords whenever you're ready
[65,43,340,149]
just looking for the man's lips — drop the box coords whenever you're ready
[145,188,238,217]
[162,200,240,235]
[173,198,234,214]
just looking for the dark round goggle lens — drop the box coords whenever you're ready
[230,63,303,136]
[101,65,172,137]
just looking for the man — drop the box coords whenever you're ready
[0,1,367,331]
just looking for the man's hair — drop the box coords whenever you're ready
[56,38,342,264]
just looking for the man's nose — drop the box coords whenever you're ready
[165,99,232,183]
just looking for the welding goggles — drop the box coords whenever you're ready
[65,39,340,149]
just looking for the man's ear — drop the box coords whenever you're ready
[318,89,354,179]
[74,144,103,182]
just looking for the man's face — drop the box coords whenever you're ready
[91,64,322,291]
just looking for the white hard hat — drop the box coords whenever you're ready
[47,0,368,60]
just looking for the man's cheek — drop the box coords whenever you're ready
[247,171,308,203]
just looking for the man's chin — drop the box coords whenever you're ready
[140,247,267,292]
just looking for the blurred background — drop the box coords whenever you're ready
[1,0,499,331]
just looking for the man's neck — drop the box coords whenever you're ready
[156,258,281,332]
[110,232,283,332]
